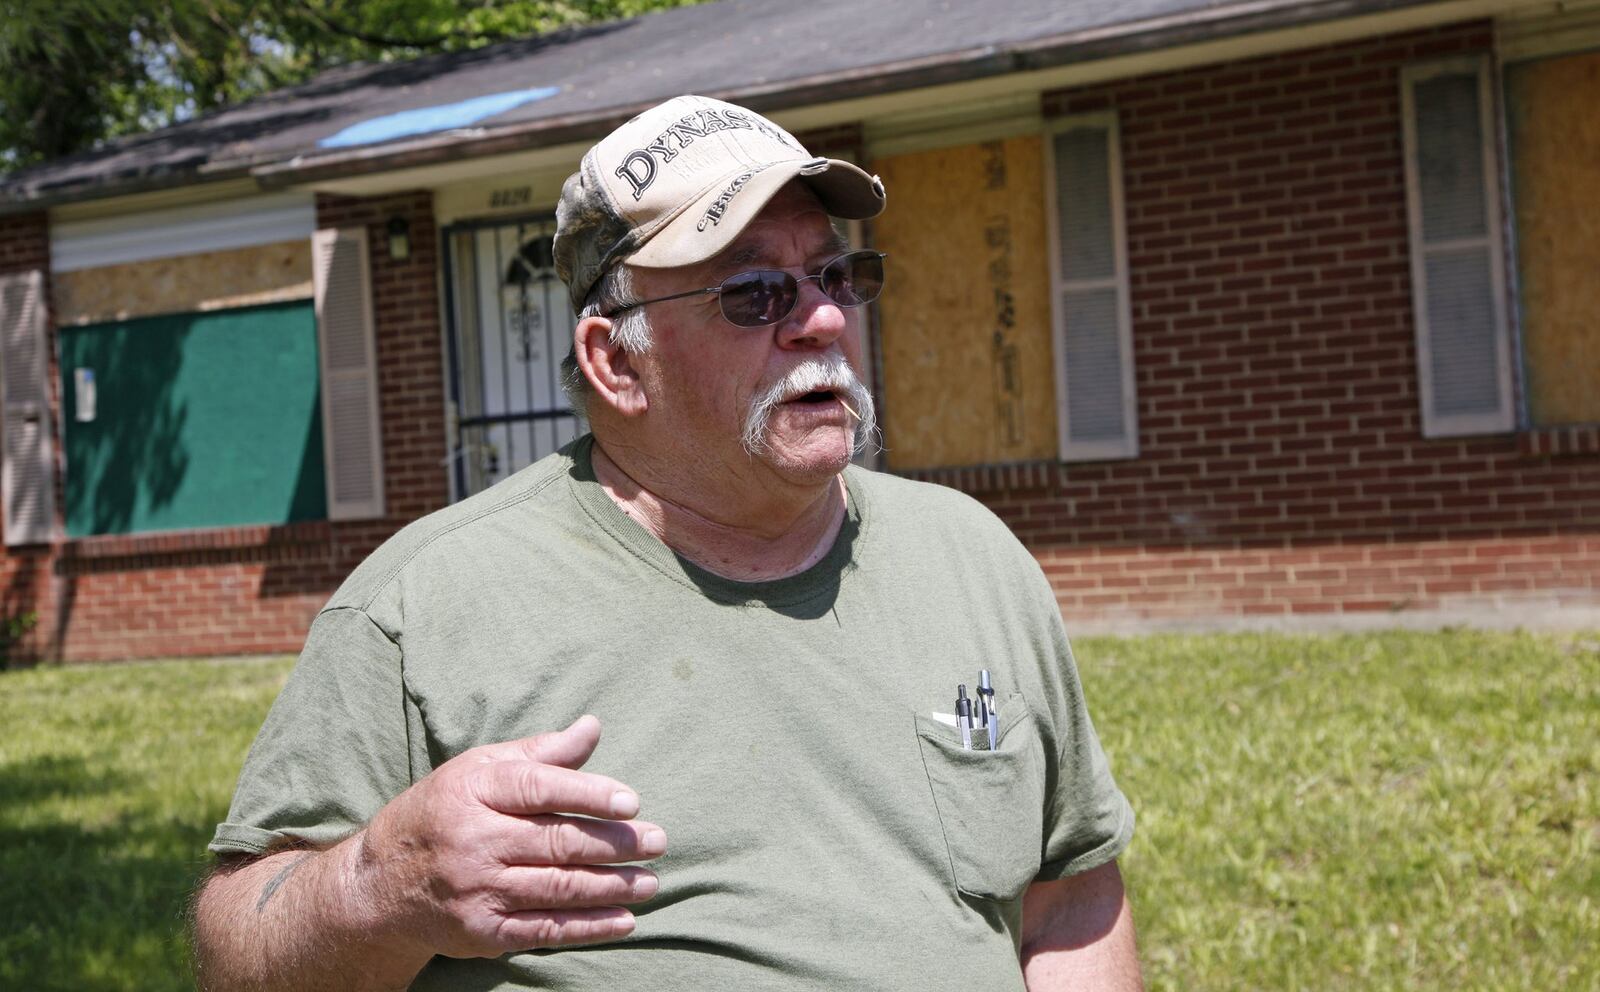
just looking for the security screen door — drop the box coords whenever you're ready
[443,217,585,500]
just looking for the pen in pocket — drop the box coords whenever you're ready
[955,684,973,750]
[978,669,997,751]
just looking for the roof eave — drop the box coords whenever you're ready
[251,0,1463,187]
[0,0,1503,215]
[0,157,269,218]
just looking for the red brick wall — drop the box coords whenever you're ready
[0,193,452,662]
[51,526,340,660]
[910,22,1600,623]
[0,211,47,272]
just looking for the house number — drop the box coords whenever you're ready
[489,186,532,209]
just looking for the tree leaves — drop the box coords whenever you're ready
[0,0,703,171]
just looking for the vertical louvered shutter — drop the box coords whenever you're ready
[1046,114,1139,461]
[312,228,386,520]
[0,270,57,545]
[1401,57,1515,437]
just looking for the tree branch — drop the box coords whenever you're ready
[293,1,451,49]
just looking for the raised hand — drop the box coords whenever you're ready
[354,714,666,958]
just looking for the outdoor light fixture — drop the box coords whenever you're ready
[387,216,411,261]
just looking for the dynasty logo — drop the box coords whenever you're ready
[613,107,801,201]
[697,170,758,231]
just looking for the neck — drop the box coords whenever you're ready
[590,438,847,582]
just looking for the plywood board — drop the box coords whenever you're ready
[53,239,313,327]
[872,136,1057,469]
[1506,51,1600,425]
[58,300,325,537]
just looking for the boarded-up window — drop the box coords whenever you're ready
[0,270,57,545]
[1401,57,1515,438]
[1504,49,1600,426]
[1045,114,1138,461]
[871,136,1058,469]
[58,301,325,537]
[52,239,314,328]
[312,227,385,520]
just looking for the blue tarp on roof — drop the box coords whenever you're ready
[317,87,560,148]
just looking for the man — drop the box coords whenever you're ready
[193,95,1140,991]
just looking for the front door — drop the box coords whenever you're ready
[443,216,584,499]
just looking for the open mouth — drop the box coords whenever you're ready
[789,390,837,405]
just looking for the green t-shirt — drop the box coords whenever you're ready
[212,435,1133,990]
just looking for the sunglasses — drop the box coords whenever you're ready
[604,249,887,328]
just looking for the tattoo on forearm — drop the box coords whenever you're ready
[255,852,315,913]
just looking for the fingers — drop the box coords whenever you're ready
[480,862,659,953]
[493,906,638,949]
[479,715,603,771]
[496,864,658,910]
[496,814,668,867]
[476,760,642,820]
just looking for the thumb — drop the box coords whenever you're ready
[488,714,603,769]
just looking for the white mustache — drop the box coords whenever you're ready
[765,356,859,403]
[740,354,879,458]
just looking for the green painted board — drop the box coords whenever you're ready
[59,300,326,537]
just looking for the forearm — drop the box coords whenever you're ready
[192,835,432,992]
[1020,861,1144,991]
[192,717,662,988]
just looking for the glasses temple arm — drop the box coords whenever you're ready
[603,284,723,318]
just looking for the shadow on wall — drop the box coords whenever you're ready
[44,318,190,664]
[59,318,192,537]
[284,407,326,525]
[49,304,336,657]
[0,554,43,668]
[59,300,327,539]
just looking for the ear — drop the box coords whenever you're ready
[574,315,649,417]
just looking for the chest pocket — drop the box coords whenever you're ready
[913,692,1044,902]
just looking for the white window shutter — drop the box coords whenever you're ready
[312,228,386,520]
[0,270,57,545]
[1401,57,1515,438]
[1046,114,1139,461]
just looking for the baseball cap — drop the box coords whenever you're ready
[553,95,886,315]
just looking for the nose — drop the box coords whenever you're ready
[774,278,848,352]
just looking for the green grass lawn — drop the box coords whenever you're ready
[0,656,293,991]
[1,631,1595,990]
[1081,630,1599,992]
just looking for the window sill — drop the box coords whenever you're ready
[59,521,332,562]
[1517,424,1600,458]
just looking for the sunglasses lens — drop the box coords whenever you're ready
[714,252,885,327]
[719,270,797,327]
[821,252,885,307]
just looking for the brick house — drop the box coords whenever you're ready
[0,0,1595,661]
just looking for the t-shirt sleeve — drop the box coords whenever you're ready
[209,607,413,856]
[1035,605,1135,882]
